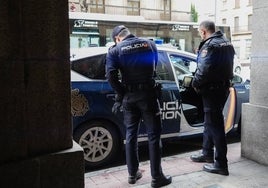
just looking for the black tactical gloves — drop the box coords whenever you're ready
[112,94,123,114]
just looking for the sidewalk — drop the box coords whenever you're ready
[84,142,268,188]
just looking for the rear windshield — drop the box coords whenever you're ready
[71,54,106,80]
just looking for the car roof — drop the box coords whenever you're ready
[70,45,197,61]
[70,47,109,61]
[157,46,197,59]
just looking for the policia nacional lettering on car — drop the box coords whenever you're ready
[161,101,181,120]
[70,46,249,169]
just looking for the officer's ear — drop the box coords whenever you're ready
[114,36,119,44]
[117,37,122,43]
[199,28,205,37]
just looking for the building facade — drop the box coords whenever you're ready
[193,0,252,64]
[69,0,192,22]
[68,0,252,64]
[216,0,253,64]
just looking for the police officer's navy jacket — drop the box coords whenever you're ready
[192,30,235,89]
[106,34,158,98]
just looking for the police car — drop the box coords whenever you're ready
[70,46,250,169]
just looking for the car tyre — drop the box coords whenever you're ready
[73,120,122,169]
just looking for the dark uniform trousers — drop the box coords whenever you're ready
[201,85,229,168]
[122,88,163,178]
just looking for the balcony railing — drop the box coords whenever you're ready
[69,2,191,22]
[232,25,252,35]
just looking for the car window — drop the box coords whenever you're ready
[71,54,106,80]
[168,54,192,77]
[170,55,190,68]
[156,51,175,81]
[173,63,191,76]
[169,54,196,72]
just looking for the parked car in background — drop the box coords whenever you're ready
[70,46,250,169]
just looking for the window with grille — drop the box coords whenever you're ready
[127,0,140,16]
[248,14,252,31]
[234,17,239,32]
[90,0,105,13]
[161,0,171,20]
[235,0,240,8]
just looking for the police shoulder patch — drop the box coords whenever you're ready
[201,48,208,57]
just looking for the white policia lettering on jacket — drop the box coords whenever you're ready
[121,42,149,52]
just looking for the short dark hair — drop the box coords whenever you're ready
[200,20,215,33]
[111,25,127,42]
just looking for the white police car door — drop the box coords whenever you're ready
[164,51,204,137]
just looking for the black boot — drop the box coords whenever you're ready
[203,163,229,176]
[128,169,142,184]
[151,174,172,188]
[190,153,214,163]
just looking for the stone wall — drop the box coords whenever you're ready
[241,0,268,165]
[0,0,84,187]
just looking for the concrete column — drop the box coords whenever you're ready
[0,0,84,187]
[241,0,268,165]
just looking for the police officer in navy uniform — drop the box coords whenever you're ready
[190,20,235,176]
[106,25,172,187]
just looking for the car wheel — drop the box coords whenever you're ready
[73,120,122,169]
[234,66,241,74]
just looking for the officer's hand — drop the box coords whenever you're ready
[112,101,122,114]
